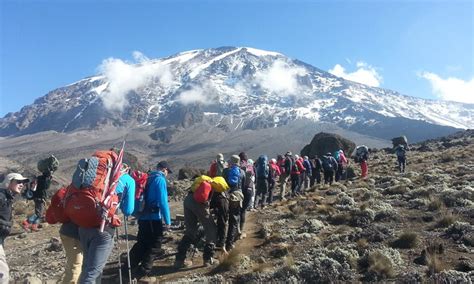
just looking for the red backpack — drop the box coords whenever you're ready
[193,181,212,203]
[64,150,122,228]
[131,170,148,200]
[45,186,71,224]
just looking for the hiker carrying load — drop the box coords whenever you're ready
[355,145,369,179]
[395,144,407,173]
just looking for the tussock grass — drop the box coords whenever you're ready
[439,154,454,163]
[330,213,351,225]
[427,197,443,211]
[356,238,369,250]
[316,204,336,215]
[435,211,457,228]
[367,251,396,278]
[391,232,420,249]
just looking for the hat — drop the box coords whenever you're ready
[247,158,254,165]
[239,152,248,162]
[326,152,332,156]
[156,161,173,174]
[294,154,300,159]
[216,153,224,161]
[230,155,240,165]
[271,158,277,164]
[1,173,29,188]
[285,151,292,157]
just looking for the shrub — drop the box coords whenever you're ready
[391,232,419,249]
[367,251,396,278]
[436,212,457,228]
[428,197,443,211]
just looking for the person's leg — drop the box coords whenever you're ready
[279,174,288,200]
[267,181,274,204]
[0,244,9,284]
[79,227,115,284]
[240,188,252,231]
[60,233,83,284]
[215,197,228,248]
[176,195,199,262]
[193,202,217,263]
[225,201,241,250]
[140,221,164,274]
[129,220,152,271]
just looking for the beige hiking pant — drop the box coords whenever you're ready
[0,244,8,284]
[60,233,83,284]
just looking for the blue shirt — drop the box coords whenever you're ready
[139,171,171,225]
[115,173,136,216]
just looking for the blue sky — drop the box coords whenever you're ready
[1,0,473,116]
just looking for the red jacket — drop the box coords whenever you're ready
[291,158,304,175]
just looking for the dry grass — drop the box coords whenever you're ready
[391,232,420,249]
[316,204,336,215]
[439,153,454,163]
[427,252,447,276]
[427,197,443,211]
[435,211,457,228]
[367,251,396,278]
[356,238,369,250]
[330,213,351,225]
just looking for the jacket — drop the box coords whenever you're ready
[32,174,51,199]
[115,173,136,217]
[139,171,171,225]
[291,158,304,175]
[0,188,14,244]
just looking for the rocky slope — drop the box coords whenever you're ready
[3,130,473,283]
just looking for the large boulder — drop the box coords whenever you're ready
[177,167,207,180]
[301,132,356,158]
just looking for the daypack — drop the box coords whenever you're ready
[256,155,269,179]
[334,151,341,162]
[356,146,369,157]
[322,156,333,171]
[396,146,406,158]
[45,186,71,224]
[192,175,213,192]
[37,155,59,174]
[210,176,229,193]
[193,181,213,203]
[240,161,255,189]
[209,160,225,177]
[131,170,148,215]
[227,166,241,187]
[64,150,121,228]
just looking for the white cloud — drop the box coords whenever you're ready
[329,61,382,87]
[176,83,218,105]
[98,51,173,111]
[254,60,308,96]
[419,72,474,104]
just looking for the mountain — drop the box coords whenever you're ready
[1,46,472,142]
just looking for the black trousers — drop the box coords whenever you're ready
[291,174,300,195]
[310,170,321,187]
[129,220,163,273]
[212,195,229,247]
[226,200,241,248]
[240,188,253,232]
[324,170,334,185]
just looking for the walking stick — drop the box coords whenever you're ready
[115,228,123,284]
[123,215,133,284]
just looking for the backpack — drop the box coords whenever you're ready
[396,146,406,158]
[227,166,241,187]
[334,151,340,162]
[322,156,333,171]
[64,150,121,228]
[286,157,294,174]
[209,162,218,178]
[193,181,213,203]
[256,155,269,179]
[241,161,255,189]
[131,170,148,215]
[45,186,71,224]
[37,155,59,174]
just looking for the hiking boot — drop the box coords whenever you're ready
[225,243,235,252]
[204,258,218,267]
[173,259,190,269]
[22,220,30,231]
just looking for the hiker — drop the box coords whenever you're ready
[210,176,229,249]
[335,150,348,182]
[279,152,293,201]
[254,155,269,208]
[208,153,227,178]
[310,156,322,187]
[222,155,245,252]
[59,222,83,283]
[355,145,369,179]
[0,173,29,284]
[174,177,224,268]
[23,171,52,232]
[290,154,304,196]
[395,145,407,173]
[302,156,312,191]
[127,161,171,280]
[78,162,136,283]
[267,158,281,204]
[322,153,338,185]
[239,158,254,235]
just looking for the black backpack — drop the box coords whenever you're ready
[322,156,333,171]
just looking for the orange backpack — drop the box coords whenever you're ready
[45,186,71,224]
[64,150,122,228]
[193,181,213,203]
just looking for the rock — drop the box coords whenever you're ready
[21,276,43,284]
[177,167,206,180]
[300,132,356,159]
[46,237,62,252]
[300,219,325,233]
[429,270,474,283]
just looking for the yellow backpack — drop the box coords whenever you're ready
[210,176,229,193]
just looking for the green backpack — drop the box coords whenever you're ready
[37,155,59,174]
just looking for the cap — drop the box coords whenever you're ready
[216,153,224,161]
[247,158,254,165]
[230,155,240,165]
[157,161,173,174]
[1,173,29,188]
[294,154,300,159]
[285,151,292,157]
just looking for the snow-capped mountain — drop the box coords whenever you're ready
[1,46,472,141]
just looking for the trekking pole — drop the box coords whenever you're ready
[115,227,123,284]
[123,215,133,284]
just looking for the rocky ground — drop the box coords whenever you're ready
[3,130,474,283]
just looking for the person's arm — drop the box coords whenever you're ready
[157,177,171,225]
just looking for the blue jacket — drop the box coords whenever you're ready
[115,173,136,216]
[139,171,171,225]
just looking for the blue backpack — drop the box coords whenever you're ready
[227,166,241,187]
[256,155,269,179]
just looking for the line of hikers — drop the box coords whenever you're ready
[0,144,386,283]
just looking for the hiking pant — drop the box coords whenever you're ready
[279,173,290,199]
[33,198,46,224]
[226,200,241,248]
[213,195,229,247]
[310,170,321,187]
[60,233,83,284]
[267,179,275,204]
[255,178,268,208]
[240,188,253,232]
[290,174,300,196]
[176,194,216,262]
[360,161,368,178]
[302,172,310,191]
[323,170,334,185]
[397,156,406,173]
[129,219,164,274]
[248,184,256,210]
[0,244,8,284]
[79,227,115,284]
[335,165,344,182]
